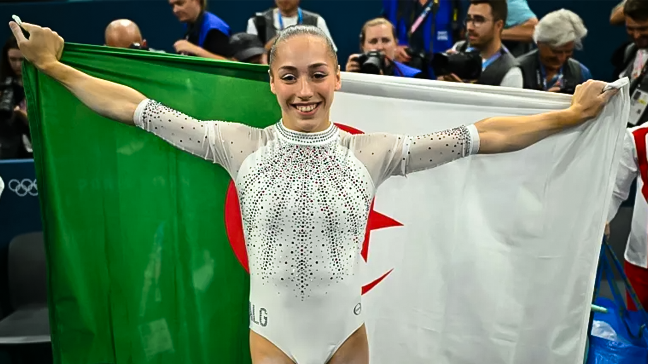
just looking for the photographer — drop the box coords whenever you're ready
[0,35,31,160]
[345,18,423,78]
[439,0,522,87]
[516,9,592,94]
[104,20,165,53]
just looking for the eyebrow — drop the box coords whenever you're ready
[278,63,329,71]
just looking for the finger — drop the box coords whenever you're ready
[19,22,40,33]
[599,88,619,103]
[8,21,27,43]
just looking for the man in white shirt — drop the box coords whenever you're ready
[608,124,648,311]
[246,0,336,52]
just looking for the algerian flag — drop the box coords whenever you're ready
[25,44,628,364]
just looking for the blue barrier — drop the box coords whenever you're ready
[0,159,42,318]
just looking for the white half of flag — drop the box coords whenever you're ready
[330,73,630,364]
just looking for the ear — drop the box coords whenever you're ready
[496,19,504,32]
[269,69,277,94]
[334,65,341,91]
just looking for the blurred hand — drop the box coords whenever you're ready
[395,45,410,63]
[437,73,463,82]
[264,36,278,51]
[547,86,561,93]
[13,105,27,120]
[569,80,618,123]
[174,40,199,55]
[345,54,361,72]
[604,222,610,240]
[8,21,64,70]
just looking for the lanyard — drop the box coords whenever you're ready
[409,0,438,35]
[634,51,647,80]
[278,8,303,30]
[466,46,505,71]
[537,62,563,91]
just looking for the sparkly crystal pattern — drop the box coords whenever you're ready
[238,122,373,300]
[134,98,479,301]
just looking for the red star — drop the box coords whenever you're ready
[223,122,403,296]
[361,200,402,294]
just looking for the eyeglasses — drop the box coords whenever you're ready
[464,15,492,27]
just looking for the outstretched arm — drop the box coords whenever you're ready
[10,21,145,125]
[9,21,256,172]
[474,80,617,154]
[364,80,618,184]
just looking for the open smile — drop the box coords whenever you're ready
[291,102,322,116]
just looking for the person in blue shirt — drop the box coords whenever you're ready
[516,9,592,94]
[501,0,538,57]
[169,0,232,60]
[381,0,461,78]
[345,18,423,78]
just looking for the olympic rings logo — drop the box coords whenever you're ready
[7,178,38,197]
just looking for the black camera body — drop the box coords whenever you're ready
[431,50,482,81]
[558,79,577,95]
[356,51,386,75]
[129,42,149,51]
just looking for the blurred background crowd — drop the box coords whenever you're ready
[0,0,645,159]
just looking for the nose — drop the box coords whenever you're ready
[556,53,568,64]
[631,30,642,41]
[296,78,314,99]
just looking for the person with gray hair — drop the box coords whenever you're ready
[516,9,592,94]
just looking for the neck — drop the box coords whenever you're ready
[279,8,298,17]
[281,116,331,133]
[542,63,560,78]
[189,10,202,24]
[479,38,502,59]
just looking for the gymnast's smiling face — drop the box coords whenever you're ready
[269,33,341,133]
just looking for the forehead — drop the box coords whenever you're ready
[169,0,186,5]
[7,48,22,58]
[274,35,335,68]
[468,3,491,16]
[365,24,392,39]
[539,41,574,52]
[627,17,648,28]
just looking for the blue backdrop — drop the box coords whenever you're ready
[0,0,631,82]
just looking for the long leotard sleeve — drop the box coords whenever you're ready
[347,124,480,187]
[133,98,261,177]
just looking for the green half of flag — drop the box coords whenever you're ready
[23,43,282,364]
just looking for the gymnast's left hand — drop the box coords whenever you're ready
[568,80,618,123]
[8,21,64,70]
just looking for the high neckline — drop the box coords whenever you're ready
[275,119,338,146]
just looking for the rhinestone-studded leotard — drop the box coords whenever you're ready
[134,99,480,364]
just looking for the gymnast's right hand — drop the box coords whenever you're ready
[8,21,64,70]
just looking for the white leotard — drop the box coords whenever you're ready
[134,99,480,364]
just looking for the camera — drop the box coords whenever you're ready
[431,50,482,81]
[558,79,577,95]
[0,77,16,120]
[356,51,386,75]
[129,42,149,51]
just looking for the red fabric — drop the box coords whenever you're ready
[624,260,648,311]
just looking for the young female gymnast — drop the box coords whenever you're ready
[9,20,617,364]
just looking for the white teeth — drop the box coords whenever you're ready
[295,104,317,112]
